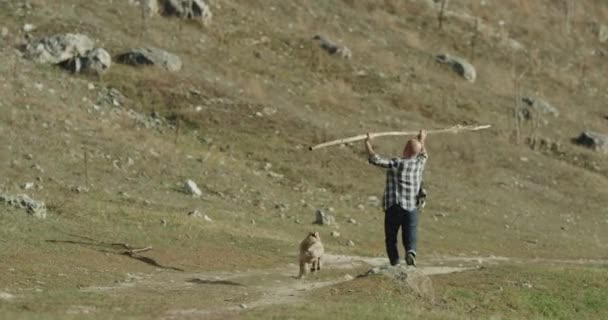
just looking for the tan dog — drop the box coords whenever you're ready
[298,231,324,279]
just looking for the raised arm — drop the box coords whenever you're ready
[417,129,428,156]
[365,133,376,157]
[365,133,393,168]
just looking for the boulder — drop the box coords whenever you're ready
[25,33,94,64]
[184,179,202,197]
[164,0,213,25]
[358,265,434,298]
[116,47,182,72]
[62,47,112,75]
[0,193,47,219]
[598,24,608,43]
[574,131,608,153]
[314,209,335,225]
[313,35,352,59]
[521,96,559,118]
[435,53,476,82]
[82,48,112,75]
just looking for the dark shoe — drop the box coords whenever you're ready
[406,252,416,267]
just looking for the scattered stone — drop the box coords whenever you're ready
[188,209,203,218]
[347,240,355,246]
[203,214,213,222]
[314,209,335,225]
[0,292,15,301]
[521,96,559,118]
[313,35,352,59]
[184,179,202,197]
[116,47,182,72]
[70,186,89,193]
[262,107,277,116]
[263,162,272,171]
[161,218,167,226]
[267,171,284,179]
[25,153,34,160]
[21,182,34,190]
[574,131,608,153]
[598,24,608,43]
[356,204,365,210]
[25,33,95,64]
[347,218,357,224]
[435,53,476,82]
[23,23,35,33]
[367,196,380,207]
[330,231,340,237]
[97,87,126,107]
[239,304,248,309]
[343,274,354,281]
[0,193,47,219]
[250,219,256,225]
[1,27,8,38]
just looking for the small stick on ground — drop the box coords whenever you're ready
[111,243,153,256]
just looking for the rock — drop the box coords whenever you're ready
[358,265,434,297]
[314,209,335,225]
[184,179,202,197]
[97,87,125,107]
[135,0,160,16]
[164,0,213,25]
[188,209,203,218]
[1,27,8,38]
[0,193,47,219]
[313,35,352,59]
[161,218,167,226]
[367,196,380,207]
[598,24,608,43]
[574,131,608,153]
[116,47,182,72]
[0,292,14,301]
[81,48,112,75]
[23,23,35,33]
[330,231,340,237]
[347,240,355,246]
[239,304,248,309]
[21,182,34,190]
[343,274,354,281]
[521,97,559,118]
[25,33,95,64]
[203,214,213,222]
[347,218,357,224]
[435,53,476,82]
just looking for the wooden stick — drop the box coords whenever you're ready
[309,124,492,151]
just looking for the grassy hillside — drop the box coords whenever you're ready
[1,0,607,319]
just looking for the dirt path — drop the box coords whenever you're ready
[82,254,473,319]
[80,254,608,319]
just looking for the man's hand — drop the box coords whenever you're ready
[364,132,375,156]
[417,129,427,143]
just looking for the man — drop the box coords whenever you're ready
[365,130,428,267]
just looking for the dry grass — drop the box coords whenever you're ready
[1,0,608,318]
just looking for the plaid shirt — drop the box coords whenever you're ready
[369,152,428,211]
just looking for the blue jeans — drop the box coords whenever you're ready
[384,205,417,265]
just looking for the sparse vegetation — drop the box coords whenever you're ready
[1,0,607,319]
